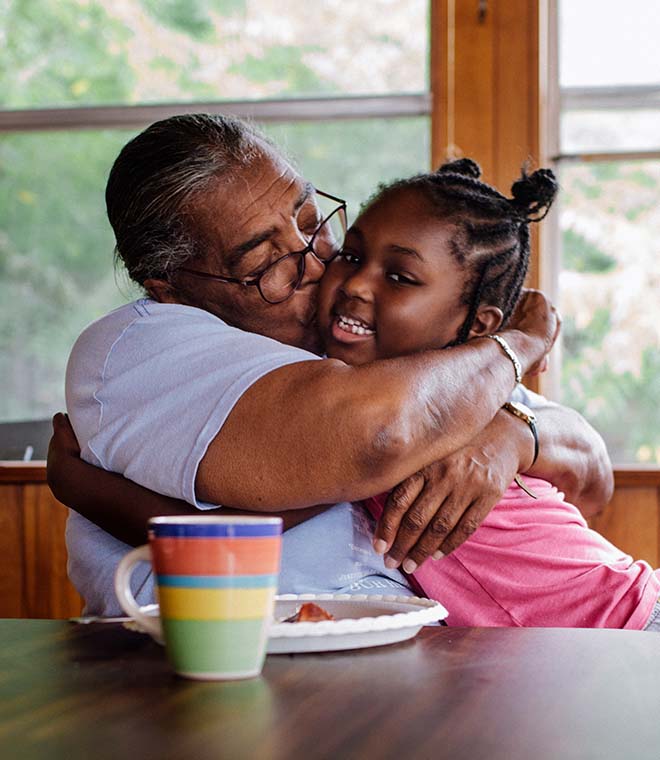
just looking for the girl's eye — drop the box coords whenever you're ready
[388,272,417,285]
[335,250,361,266]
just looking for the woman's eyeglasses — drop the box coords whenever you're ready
[178,189,347,305]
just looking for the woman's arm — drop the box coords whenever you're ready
[197,291,558,510]
[527,401,613,517]
[371,401,613,569]
[54,291,555,547]
[47,414,329,546]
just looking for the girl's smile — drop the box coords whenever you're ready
[331,311,376,342]
[317,187,474,365]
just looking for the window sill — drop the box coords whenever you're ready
[613,467,660,487]
[0,462,48,483]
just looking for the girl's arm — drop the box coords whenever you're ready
[47,414,328,547]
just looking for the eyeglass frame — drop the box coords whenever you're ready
[177,188,347,305]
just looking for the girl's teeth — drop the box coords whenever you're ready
[337,316,374,335]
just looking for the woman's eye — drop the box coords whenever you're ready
[246,249,285,277]
[299,214,322,235]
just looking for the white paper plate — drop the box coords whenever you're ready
[122,594,447,654]
[268,593,448,654]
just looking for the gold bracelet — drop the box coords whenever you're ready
[515,474,539,499]
[502,401,539,467]
[486,334,523,385]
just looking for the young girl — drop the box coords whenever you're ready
[316,158,660,630]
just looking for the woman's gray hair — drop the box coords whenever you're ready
[106,113,274,285]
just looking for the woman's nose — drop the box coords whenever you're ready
[300,248,326,284]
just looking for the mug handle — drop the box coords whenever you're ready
[114,544,163,641]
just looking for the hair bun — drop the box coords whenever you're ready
[436,158,481,179]
[510,167,558,222]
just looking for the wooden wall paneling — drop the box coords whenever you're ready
[45,490,84,618]
[0,469,83,619]
[2,463,660,618]
[21,483,47,617]
[588,486,660,568]
[22,484,83,619]
[0,484,26,617]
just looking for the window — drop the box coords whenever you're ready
[1,0,430,431]
[555,0,660,464]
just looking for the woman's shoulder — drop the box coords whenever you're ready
[69,299,226,355]
[67,298,320,381]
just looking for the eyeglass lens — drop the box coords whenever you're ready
[258,257,300,303]
[312,195,347,261]
[259,200,346,303]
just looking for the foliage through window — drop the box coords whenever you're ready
[0,0,429,427]
[558,0,660,464]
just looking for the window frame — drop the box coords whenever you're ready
[4,1,657,475]
[547,0,660,470]
[432,0,660,475]
[0,3,434,450]
[0,94,432,133]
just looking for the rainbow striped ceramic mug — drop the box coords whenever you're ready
[114,516,282,680]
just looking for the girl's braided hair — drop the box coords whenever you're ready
[370,158,558,344]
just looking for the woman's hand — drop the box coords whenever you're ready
[372,410,526,572]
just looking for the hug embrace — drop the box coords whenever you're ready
[48,113,660,630]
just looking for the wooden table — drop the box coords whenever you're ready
[2,620,660,760]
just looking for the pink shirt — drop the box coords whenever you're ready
[365,477,660,629]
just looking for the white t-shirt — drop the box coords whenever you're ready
[65,299,413,615]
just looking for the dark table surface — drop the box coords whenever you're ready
[2,619,660,760]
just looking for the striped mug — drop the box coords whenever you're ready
[114,516,282,680]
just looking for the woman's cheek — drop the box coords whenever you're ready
[317,269,341,321]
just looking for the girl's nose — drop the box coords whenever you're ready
[340,268,373,302]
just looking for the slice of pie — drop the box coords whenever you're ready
[284,602,335,623]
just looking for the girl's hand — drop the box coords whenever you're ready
[47,413,82,502]
[504,289,561,373]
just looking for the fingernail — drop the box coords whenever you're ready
[432,550,444,560]
[402,558,417,574]
[384,555,399,569]
[373,539,388,555]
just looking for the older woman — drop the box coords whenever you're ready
[50,114,612,615]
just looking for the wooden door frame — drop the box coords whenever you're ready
[430,0,552,393]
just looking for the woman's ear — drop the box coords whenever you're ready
[468,305,504,339]
[143,278,179,304]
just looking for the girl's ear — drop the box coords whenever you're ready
[468,305,504,339]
